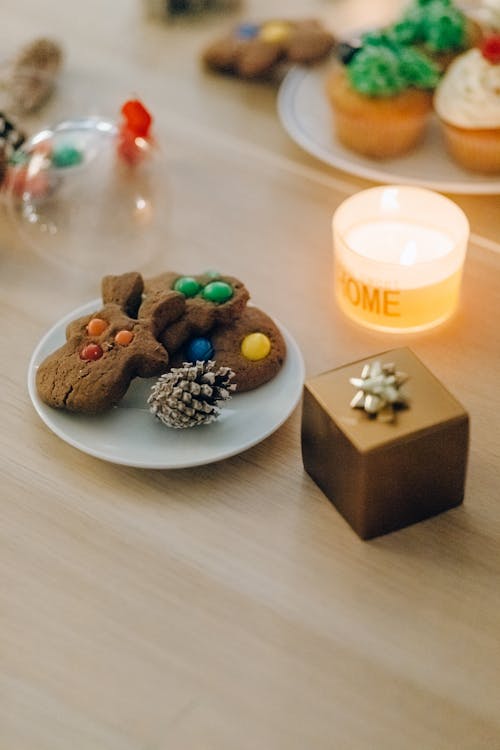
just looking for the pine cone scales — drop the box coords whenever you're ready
[9,38,63,114]
[148,360,236,428]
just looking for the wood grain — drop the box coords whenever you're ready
[1,1,499,748]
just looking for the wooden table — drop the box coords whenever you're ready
[1,1,499,747]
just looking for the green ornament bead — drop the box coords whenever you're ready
[202,281,233,304]
[51,145,84,168]
[204,269,221,279]
[173,276,202,297]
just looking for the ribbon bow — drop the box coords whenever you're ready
[350,360,409,423]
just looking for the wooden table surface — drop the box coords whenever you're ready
[1,1,499,748]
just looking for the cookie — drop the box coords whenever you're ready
[36,272,185,414]
[143,271,250,353]
[169,306,286,392]
[202,19,336,78]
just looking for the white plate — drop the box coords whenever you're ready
[28,300,305,469]
[277,64,500,195]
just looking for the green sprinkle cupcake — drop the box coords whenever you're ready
[326,38,440,159]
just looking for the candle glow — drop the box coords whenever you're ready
[332,186,469,333]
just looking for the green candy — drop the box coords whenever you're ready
[51,145,84,168]
[173,276,202,297]
[202,281,233,304]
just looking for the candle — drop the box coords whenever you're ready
[332,186,469,333]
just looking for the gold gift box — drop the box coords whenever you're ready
[301,348,469,540]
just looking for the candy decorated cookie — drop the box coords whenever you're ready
[36,272,185,414]
[143,271,250,353]
[202,19,336,78]
[169,306,286,392]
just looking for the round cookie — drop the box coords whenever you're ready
[169,306,286,392]
[36,272,186,414]
[143,271,250,354]
[202,19,336,79]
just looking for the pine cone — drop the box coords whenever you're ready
[148,360,236,429]
[0,112,25,158]
[9,38,63,113]
[0,112,25,186]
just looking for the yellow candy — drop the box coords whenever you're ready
[259,22,292,44]
[241,332,271,361]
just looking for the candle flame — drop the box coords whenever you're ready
[380,187,400,213]
[399,239,418,266]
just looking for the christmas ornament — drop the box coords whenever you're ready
[117,99,154,166]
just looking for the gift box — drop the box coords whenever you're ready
[301,348,469,540]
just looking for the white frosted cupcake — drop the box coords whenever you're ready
[471,0,500,34]
[434,37,500,172]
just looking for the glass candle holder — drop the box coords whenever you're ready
[332,186,469,333]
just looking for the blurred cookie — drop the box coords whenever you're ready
[202,19,336,78]
[170,306,286,392]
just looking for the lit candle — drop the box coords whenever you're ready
[332,186,469,333]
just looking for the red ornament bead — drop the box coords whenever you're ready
[117,127,148,166]
[481,35,500,64]
[121,99,152,137]
[80,343,103,361]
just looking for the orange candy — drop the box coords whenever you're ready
[86,318,107,336]
[115,329,134,346]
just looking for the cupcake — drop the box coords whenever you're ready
[433,35,500,173]
[388,0,482,70]
[326,38,440,159]
[469,0,500,35]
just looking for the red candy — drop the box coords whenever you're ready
[121,99,152,137]
[481,35,500,64]
[80,343,103,361]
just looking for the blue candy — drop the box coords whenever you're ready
[185,337,214,362]
[236,23,260,40]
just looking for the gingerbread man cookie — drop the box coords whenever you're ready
[143,271,250,353]
[36,272,185,414]
[202,19,336,78]
[169,306,286,392]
